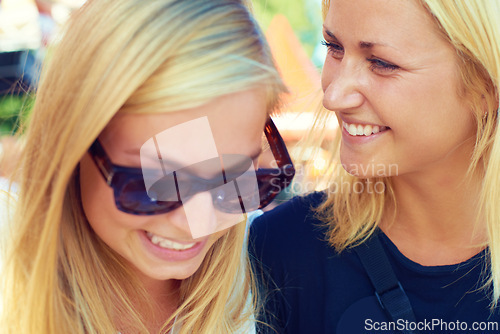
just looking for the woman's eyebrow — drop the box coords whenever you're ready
[359,40,391,49]
[323,26,391,50]
[323,27,339,41]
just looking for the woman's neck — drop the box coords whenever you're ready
[380,159,486,266]
[142,275,181,332]
[116,272,181,333]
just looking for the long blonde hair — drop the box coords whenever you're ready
[315,0,500,304]
[1,0,285,333]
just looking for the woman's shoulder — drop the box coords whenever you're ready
[248,191,328,258]
[253,191,326,227]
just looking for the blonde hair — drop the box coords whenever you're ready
[315,0,500,304]
[1,0,285,333]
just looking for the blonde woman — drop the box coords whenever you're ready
[250,0,500,333]
[1,0,294,333]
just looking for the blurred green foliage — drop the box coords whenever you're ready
[0,95,33,136]
[252,0,323,58]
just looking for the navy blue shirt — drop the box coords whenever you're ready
[249,192,500,334]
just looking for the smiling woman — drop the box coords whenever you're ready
[249,0,500,333]
[321,0,477,180]
[0,0,291,333]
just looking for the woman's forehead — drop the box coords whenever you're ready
[100,89,267,162]
[325,0,438,46]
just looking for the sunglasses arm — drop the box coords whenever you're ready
[264,118,295,170]
[88,140,115,185]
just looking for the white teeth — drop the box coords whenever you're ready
[348,124,357,136]
[343,122,387,136]
[356,125,364,135]
[147,232,196,251]
[363,125,373,136]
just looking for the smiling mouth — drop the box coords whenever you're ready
[343,122,390,136]
[145,231,197,251]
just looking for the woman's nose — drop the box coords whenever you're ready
[167,190,244,239]
[321,58,364,112]
[165,191,217,239]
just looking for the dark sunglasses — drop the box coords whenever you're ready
[87,117,295,215]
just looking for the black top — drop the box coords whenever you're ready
[249,192,500,333]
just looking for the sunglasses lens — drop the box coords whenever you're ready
[209,154,260,213]
[95,118,295,215]
[211,178,260,214]
[115,169,293,215]
[115,173,181,215]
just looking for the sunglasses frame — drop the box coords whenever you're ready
[88,117,295,215]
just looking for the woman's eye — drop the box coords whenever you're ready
[367,58,400,73]
[321,40,344,59]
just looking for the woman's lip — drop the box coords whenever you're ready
[340,118,387,128]
[342,122,388,127]
[139,230,208,262]
[145,231,200,245]
[342,121,389,133]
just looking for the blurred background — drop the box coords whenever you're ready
[0,0,338,200]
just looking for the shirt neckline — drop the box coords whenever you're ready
[378,231,488,274]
